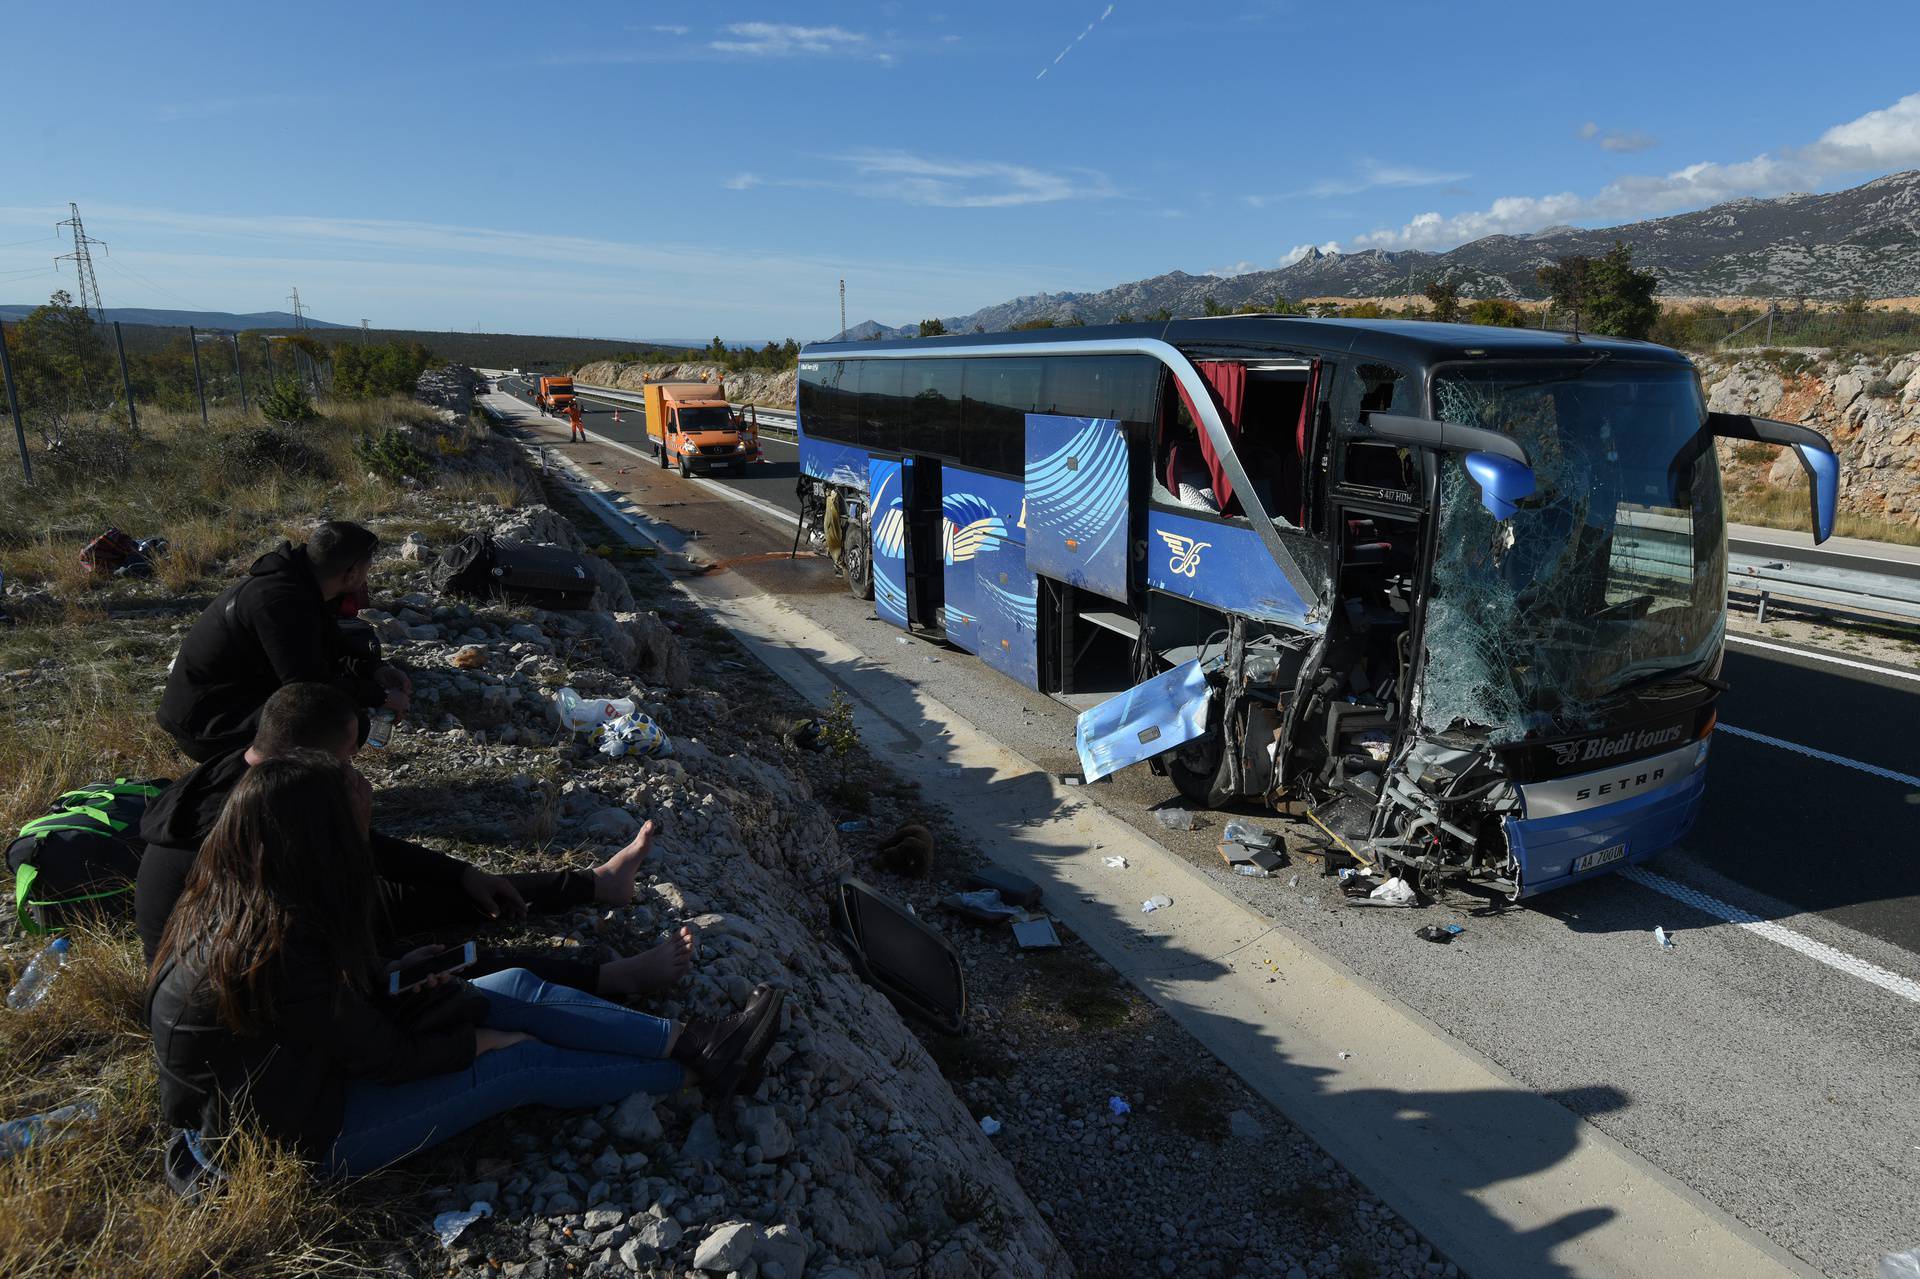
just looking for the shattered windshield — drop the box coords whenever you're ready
[1419,361,1725,742]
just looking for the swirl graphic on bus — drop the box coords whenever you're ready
[1156,530,1210,577]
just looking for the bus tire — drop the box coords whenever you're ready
[1168,700,1235,808]
[841,520,873,600]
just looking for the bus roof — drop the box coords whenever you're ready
[801,316,1691,370]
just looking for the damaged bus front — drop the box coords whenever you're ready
[794,320,1839,900]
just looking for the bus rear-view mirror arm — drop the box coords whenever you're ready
[1707,412,1839,544]
[1362,412,1537,521]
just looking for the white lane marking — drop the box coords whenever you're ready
[1717,723,1920,788]
[1620,866,1920,1006]
[1727,634,1920,684]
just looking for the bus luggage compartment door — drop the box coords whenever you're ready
[975,527,1039,689]
[1023,413,1129,604]
[868,456,909,628]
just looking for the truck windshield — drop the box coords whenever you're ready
[1420,361,1726,742]
[678,407,732,430]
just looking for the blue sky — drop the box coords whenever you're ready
[2,1,1916,341]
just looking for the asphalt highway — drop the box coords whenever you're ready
[491,380,1920,1276]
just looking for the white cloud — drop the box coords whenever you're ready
[709,23,872,57]
[1305,160,1469,198]
[727,150,1116,208]
[1208,260,1258,277]
[1350,92,1920,250]
[1580,121,1657,153]
[651,24,689,36]
[1278,241,1341,266]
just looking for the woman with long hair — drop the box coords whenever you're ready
[147,751,781,1176]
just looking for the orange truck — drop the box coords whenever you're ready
[536,375,576,414]
[644,379,761,477]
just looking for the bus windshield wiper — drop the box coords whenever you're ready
[1500,351,1613,392]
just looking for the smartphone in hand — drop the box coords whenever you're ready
[388,942,477,996]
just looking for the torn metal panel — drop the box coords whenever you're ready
[1075,658,1214,782]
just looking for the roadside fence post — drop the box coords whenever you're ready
[189,325,209,427]
[230,334,249,413]
[0,320,29,483]
[113,321,139,436]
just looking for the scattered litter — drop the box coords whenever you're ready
[1153,808,1197,832]
[597,712,672,759]
[1416,924,1464,944]
[1337,1051,1352,1061]
[895,637,911,646]
[432,1201,493,1249]
[1222,843,1286,875]
[1011,918,1061,950]
[1288,876,1300,888]
[1107,1096,1131,1117]
[0,1100,98,1161]
[1140,895,1173,914]
[978,1116,1002,1136]
[1234,864,1274,878]
[6,937,71,1010]
[942,890,1023,924]
[1221,821,1281,851]
[837,820,870,833]
[924,656,940,663]
[783,719,823,752]
[1338,869,1377,899]
[1370,876,1416,905]
[964,867,1040,909]
[1101,856,1128,869]
[1654,926,1674,951]
[555,687,635,731]
[1880,1246,1920,1278]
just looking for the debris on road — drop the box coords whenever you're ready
[1101,855,1128,869]
[1141,895,1173,914]
[1654,926,1675,951]
[1153,807,1197,832]
[433,1201,492,1249]
[1011,918,1061,950]
[1415,924,1464,944]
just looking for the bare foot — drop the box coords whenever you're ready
[599,926,696,998]
[591,820,655,906]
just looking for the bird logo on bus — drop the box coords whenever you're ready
[1157,530,1210,577]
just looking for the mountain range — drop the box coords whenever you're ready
[0,305,350,330]
[846,169,1920,339]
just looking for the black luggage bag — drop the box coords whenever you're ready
[433,533,596,610]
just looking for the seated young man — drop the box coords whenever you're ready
[157,521,411,762]
[137,682,690,999]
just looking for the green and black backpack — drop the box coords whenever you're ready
[6,778,168,934]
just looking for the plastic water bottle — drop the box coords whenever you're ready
[365,708,396,750]
[0,1101,99,1160]
[7,937,71,1011]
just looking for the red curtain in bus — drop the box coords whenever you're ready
[1176,361,1247,512]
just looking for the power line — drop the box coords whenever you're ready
[54,203,107,322]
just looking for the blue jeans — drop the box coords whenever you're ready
[325,968,684,1176]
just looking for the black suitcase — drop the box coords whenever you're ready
[434,533,596,610]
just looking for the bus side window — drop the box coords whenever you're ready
[1340,363,1416,493]
[961,359,1040,476]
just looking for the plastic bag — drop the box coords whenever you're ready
[597,712,672,759]
[1369,877,1417,905]
[555,687,636,732]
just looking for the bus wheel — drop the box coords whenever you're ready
[841,521,873,600]
[1168,706,1234,808]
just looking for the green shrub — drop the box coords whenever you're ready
[1864,377,1898,399]
[221,425,332,479]
[258,378,316,424]
[353,428,433,485]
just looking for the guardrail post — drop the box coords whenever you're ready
[1756,591,1770,625]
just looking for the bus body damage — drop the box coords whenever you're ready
[795,319,1840,901]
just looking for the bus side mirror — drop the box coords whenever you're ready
[1463,452,1536,521]
[1707,413,1838,544]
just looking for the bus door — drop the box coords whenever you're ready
[902,457,944,630]
[867,454,909,628]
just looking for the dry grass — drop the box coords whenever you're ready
[0,922,399,1279]
[1724,479,1920,547]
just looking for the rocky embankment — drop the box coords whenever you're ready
[352,428,1063,1275]
[573,362,797,410]
[1703,348,1920,527]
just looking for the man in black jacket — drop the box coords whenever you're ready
[157,521,411,762]
[137,682,693,998]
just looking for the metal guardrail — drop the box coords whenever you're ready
[1727,548,1920,624]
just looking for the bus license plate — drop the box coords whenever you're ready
[1573,843,1626,873]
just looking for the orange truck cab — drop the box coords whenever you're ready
[644,379,761,477]
[537,375,576,413]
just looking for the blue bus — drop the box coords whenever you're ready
[793,319,1839,899]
